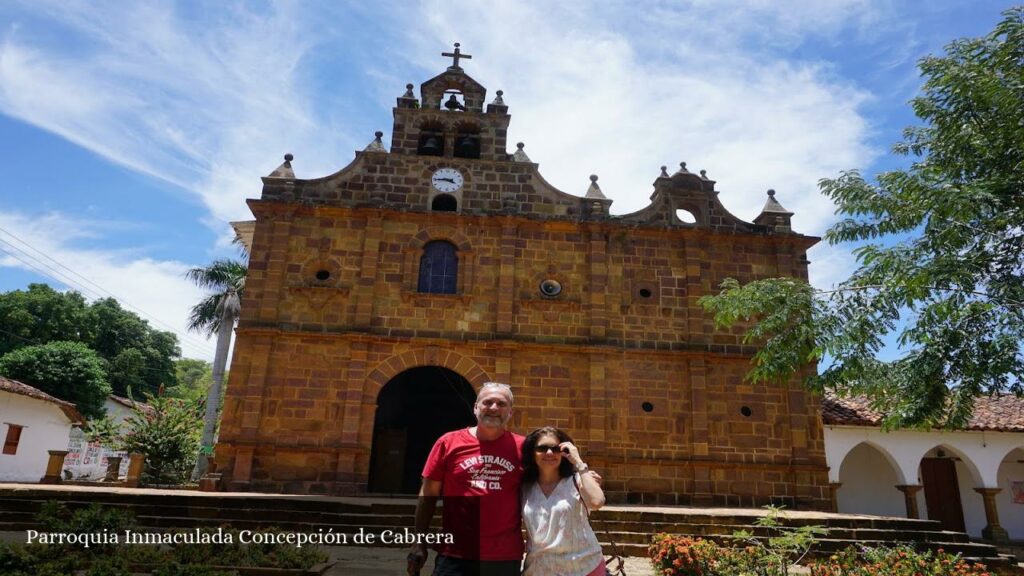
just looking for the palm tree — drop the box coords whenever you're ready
[186,258,246,481]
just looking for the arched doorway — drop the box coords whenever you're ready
[918,445,982,534]
[367,366,476,493]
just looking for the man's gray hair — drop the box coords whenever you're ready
[476,381,513,405]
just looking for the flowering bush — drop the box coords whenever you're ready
[649,534,721,576]
[809,546,999,576]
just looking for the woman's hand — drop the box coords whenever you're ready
[559,441,583,467]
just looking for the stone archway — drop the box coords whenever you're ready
[366,366,476,494]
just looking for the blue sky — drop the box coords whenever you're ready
[0,1,1012,361]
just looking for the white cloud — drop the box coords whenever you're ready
[0,1,351,228]
[0,0,898,294]
[0,210,218,361]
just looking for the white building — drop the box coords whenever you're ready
[65,395,153,480]
[0,376,83,482]
[824,393,1024,542]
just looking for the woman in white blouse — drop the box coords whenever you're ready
[520,426,607,576]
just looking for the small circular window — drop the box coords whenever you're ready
[315,270,331,281]
[641,402,654,413]
[740,406,752,417]
[539,279,562,297]
[639,288,652,299]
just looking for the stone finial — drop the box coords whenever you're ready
[585,174,607,200]
[700,169,708,179]
[754,188,795,231]
[660,166,670,178]
[267,153,295,179]
[397,83,418,108]
[512,142,532,163]
[492,90,505,106]
[674,162,690,175]
[363,131,386,153]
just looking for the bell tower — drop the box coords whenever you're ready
[390,43,511,162]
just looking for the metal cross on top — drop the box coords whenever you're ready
[442,43,472,70]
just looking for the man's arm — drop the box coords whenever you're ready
[407,477,442,575]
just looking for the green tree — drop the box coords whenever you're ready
[700,8,1024,429]
[0,285,180,397]
[119,392,202,485]
[168,358,214,405]
[88,298,179,397]
[185,258,246,479]
[0,341,111,419]
[0,284,92,355]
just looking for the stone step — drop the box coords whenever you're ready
[0,487,1005,564]
[0,489,373,514]
[590,509,944,531]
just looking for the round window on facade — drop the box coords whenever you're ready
[740,406,752,417]
[539,279,562,297]
[641,402,654,413]
[315,270,331,281]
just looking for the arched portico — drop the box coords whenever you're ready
[993,446,1024,540]
[835,442,905,517]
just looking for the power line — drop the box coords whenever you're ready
[0,235,214,358]
[0,226,216,353]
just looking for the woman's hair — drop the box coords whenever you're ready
[521,426,575,484]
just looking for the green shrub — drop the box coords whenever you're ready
[37,501,135,535]
[650,506,827,576]
[118,392,202,485]
[809,546,1002,576]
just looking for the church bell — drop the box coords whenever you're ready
[418,134,443,156]
[455,135,480,159]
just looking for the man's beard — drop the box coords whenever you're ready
[477,414,506,428]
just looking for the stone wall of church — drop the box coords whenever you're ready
[215,202,829,508]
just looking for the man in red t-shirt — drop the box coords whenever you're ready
[407,382,525,576]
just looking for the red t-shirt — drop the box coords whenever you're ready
[422,428,525,561]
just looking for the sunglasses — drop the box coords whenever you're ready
[534,444,567,454]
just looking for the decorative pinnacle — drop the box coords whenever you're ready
[767,189,776,197]
[680,162,688,171]
[375,131,384,138]
[585,174,607,200]
[284,153,294,163]
[403,84,415,98]
[492,89,505,106]
[700,169,707,178]
[660,166,669,177]
[512,141,532,162]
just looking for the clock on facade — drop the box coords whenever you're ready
[431,168,463,193]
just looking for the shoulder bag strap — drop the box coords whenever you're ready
[573,473,628,576]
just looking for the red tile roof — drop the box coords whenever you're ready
[822,392,1024,432]
[0,376,84,424]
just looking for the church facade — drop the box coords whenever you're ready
[215,46,831,509]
